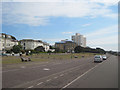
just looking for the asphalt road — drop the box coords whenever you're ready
[2,54,118,89]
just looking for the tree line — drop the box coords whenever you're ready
[74,46,106,54]
[6,45,106,54]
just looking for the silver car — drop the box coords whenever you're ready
[102,55,107,60]
[94,55,103,62]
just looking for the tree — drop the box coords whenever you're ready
[11,36,16,40]
[74,46,84,53]
[34,46,45,52]
[12,45,22,54]
[96,48,106,54]
[54,47,60,53]
[6,50,12,53]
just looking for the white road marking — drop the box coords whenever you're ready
[60,74,64,76]
[46,79,51,82]
[43,68,50,71]
[2,69,20,73]
[28,86,33,88]
[21,66,26,68]
[13,62,92,88]
[54,77,58,79]
[62,63,102,89]
[37,82,43,85]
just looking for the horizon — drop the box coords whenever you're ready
[1,0,118,51]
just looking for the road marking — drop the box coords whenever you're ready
[21,66,26,68]
[46,79,51,82]
[2,69,20,73]
[54,77,58,79]
[28,86,33,88]
[60,74,64,76]
[43,68,50,71]
[61,63,102,89]
[37,82,43,85]
[13,62,92,88]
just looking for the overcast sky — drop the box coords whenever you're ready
[1,0,118,51]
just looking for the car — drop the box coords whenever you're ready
[94,55,103,63]
[102,55,107,60]
[0,53,7,56]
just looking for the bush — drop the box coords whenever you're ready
[6,50,12,53]
[12,45,22,54]
[74,46,106,54]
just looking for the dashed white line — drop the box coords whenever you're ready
[46,79,51,82]
[43,68,50,71]
[62,63,101,89]
[28,86,33,88]
[37,82,43,85]
[2,69,20,73]
[54,77,58,79]
[60,74,64,76]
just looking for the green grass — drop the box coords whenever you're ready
[2,56,48,64]
[2,53,98,64]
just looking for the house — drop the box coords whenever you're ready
[0,33,18,51]
[20,39,50,52]
[55,39,77,52]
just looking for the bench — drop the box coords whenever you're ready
[21,57,31,62]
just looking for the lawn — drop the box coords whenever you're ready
[2,53,100,64]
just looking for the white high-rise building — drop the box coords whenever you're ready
[71,33,86,47]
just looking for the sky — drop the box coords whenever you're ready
[1,0,118,51]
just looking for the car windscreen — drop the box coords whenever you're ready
[95,56,100,58]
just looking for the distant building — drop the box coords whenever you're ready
[0,33,18,51]
[55,39,77,52]
[43,42,50,52]
[20,39,49,51]
[72,33,86,47]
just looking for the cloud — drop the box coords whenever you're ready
[85,25,118,38]
[2,0,118,26]
[82,23,91,27]
[87,35,118,51]
[62,32,73,34]
[86,25,118,51]
[87,35,118,45]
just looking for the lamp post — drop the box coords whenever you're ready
[71,47,73,59]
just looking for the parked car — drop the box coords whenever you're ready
[0,53,7,56]
[102,55,107,60]
[94,55,103,62]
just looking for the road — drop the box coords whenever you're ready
[2,54,118,89]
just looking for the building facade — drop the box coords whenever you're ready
[0,33,18,51]
[55,40,77,52]
[20,39,50,52]
[72,33,86,47]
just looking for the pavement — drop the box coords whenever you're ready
[2,54,118,89]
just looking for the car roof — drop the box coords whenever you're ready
[95,55,101,56]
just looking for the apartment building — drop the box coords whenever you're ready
[72,33,86,47]
[20,39,50,52]
[55,39,77,52]
[0,33,18,51]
